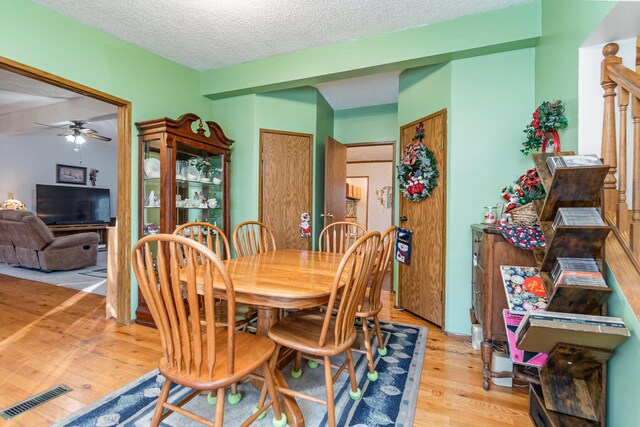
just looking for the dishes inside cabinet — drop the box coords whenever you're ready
[144,158,160,178]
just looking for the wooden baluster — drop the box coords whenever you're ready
[601,43,622,219]
[632,96,640,253]
[618,88,630,235]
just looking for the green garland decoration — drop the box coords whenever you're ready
[397,141,439,202]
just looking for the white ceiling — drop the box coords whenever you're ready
[315,71,400,110]
[28,0,531,71]
[347,144,394,162]
[0,69,117,138]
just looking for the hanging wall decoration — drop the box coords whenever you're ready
[397,121,439,202]
[521,100,568,155]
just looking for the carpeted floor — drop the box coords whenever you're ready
[0,251,107,296]
[53,320,427,427]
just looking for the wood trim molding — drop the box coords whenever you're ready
[347,160,394,164]
[0,56,132,324]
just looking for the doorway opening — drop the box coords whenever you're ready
[346,142,395,291]
[0,57,132,323]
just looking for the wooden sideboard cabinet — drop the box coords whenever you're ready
[470,224,536,390]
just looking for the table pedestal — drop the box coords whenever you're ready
[256,306,304,427]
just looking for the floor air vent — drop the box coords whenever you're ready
[0,384,72,419]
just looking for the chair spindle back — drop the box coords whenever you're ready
[132,234,237,380]
[173,222,231,260]
[318,221,367,254]
[363,226,397,313]
[320,231,381,347]
[232,221,276,257]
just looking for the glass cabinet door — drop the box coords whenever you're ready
[175,151,225,232]
[142,139,161,237]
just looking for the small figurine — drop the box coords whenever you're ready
[147,191,156,207]
[299,212,311,238]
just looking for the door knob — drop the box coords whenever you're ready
[400,215,408,222]
[321,213,334,218]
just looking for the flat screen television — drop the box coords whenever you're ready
[36,184,111,225]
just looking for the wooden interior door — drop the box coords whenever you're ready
[323,136,347,225]
[260,129,312,250]
[398,110,447,327]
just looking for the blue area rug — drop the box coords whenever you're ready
[52,320,427,427]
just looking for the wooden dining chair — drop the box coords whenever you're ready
[267,231,381,427]
[132,234,286,427]
[173,222,258,404]
[354,225,398,382]
[318,221,367,254]
[232,221,276,257]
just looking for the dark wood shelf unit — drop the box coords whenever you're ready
[539,225,611,271]
[532,153,609,222]
[527,151,622,427]
[539,271,612,315]
[530,383,601,427]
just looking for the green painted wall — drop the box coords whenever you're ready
[535,0,615,152]
[315,94,335,246]
[605,267,640,426]
[397,62,452,319]
[1,0,213,315]
[334,104,398,144]
[211,88,332,246]
[448,48,536,334]
[209,95,258,227]
[398,48,535,334]
[201,2,540,99]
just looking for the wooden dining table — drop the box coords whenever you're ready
[183,248,348,427]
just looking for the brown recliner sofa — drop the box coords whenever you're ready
[0,217,18,265]
[0,210,99,271]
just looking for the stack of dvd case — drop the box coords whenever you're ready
[551,257,607,288]
[546,154,603,175]
[552,207,605,229]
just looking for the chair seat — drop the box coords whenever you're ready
[160,331,275,390]
[356,299,382,318]
[199,301,257,328]
[268,311,356,356]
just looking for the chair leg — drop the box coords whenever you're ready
[228,382,241,404]
[345,349,362,400]
[323,356,336,427]
[150,379,172,427]
[262,361,286,426]
[213,387,225,427]
[361,318,378,381]
[291,351,303,378]
[373,315,387,356]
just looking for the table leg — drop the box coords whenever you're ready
[256,307,304,426]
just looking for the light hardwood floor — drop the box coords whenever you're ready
[0,275,531,426]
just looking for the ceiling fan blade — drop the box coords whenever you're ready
[57,131,73,136]
[35,122,70,130]
[86,133,112,142]
[79,127,99,134]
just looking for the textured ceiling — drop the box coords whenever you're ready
[0,69,78,115]
[28,0,531,71]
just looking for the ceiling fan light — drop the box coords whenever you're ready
[75,135,86,144]
[65,135,75,142]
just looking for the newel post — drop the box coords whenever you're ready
[601,43,622,219]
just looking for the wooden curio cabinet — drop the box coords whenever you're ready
[135,113,233,326]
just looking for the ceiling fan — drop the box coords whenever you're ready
[36,120,112,151]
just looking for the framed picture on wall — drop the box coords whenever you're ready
[56,164,87,185]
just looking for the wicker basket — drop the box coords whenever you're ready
[510,203,538,226]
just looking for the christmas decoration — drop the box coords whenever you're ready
[521,100,568,155]
[299,212,311,238]
[397,122,439,202]
[501,168,545,213]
